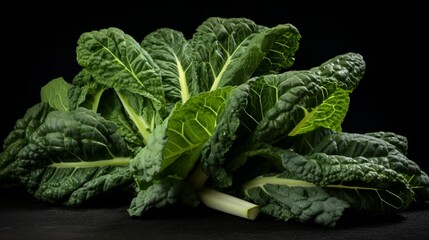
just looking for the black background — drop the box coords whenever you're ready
[1,2,428,239]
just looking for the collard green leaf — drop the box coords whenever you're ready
[141,28,198,104]
[242,145,415,226]
[69,68,108,112]
[70,70,145,151]
[128,177,199,217]
[288,88,350,135]
[190,17,261,92]
[293,129,429,200]
[129,119,168,184]
[190,17,300,91]
[243,173,350,227]
[2,103,53,149]
[244,71,335,142]
[252,24,301,75]
[131,87,234,185]
[14,107,133,205]
[241,52,365,144]
[0,138,27,188]
[40,77,73,112]
[159,87,234,178]
[200,82,253,188]
[76,27,165,108]
[280,150,415,213]
[1,103,54,188]
[115,90,163,144]
[365,131,408,156]
[76,27,168,144]
[310,52,366,91]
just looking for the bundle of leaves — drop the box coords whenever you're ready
[1,17,428,227]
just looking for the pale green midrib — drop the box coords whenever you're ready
[91,88,105,113]
[244,176,379,191]
[58,92,69,112]
[209,38,245,92]
[163,140,204,160]
[116,90,150,144]
[210,55,231,91]
[243,176,316,190]
[103,45,143,88]
[164,102,222,157]
[176,56,190,103]
[289,107,312,136]
[208,32,260,92]
[48,157,131,168]
[244,176,404,210]
[163,122,210,160]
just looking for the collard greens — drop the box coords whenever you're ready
[1,17,428,227]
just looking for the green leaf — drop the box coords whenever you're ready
[310,52,366,91]
[131,87,234,185]
[130,119,168,183]
[142,28,197,104]
[40,77,73,112]
[128,177,199,217]
[242,52,365,143]
[200,82,253,188]
[295,129,429,200]
[190,17,300,91]
[280,150,415,213]
[289,87,350,136]
[14,107,133,205]
[76,27,166,114]
[244,173,350,227]
[69,69,108,112]
[1,103,54,188]
[161,87,233,178]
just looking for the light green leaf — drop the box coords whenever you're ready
[131,87,234,184]
[160,87,234,177]
[289,88,350,136]
[40,77,73,112]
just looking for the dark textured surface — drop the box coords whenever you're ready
[1,188,428,240]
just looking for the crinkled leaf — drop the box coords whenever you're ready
[244,173,350,227]
[0,103,53,188]
[190,17,300,91]
[310,52,366,91]
[69,68,108,112]
[365,131,408,156]
[131,87,234,185]
[130,119,168,183]
[77,27,166,143]
[142,28,198,104]
[293,129,429,200]
[128,177,199,217]
[14,107,133,205]
[115,89,163,144]
[241,52,365,144]
[159,87,234,179]
[200,82,253,188]
[77,27,165,110]
[281,150,415,213]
